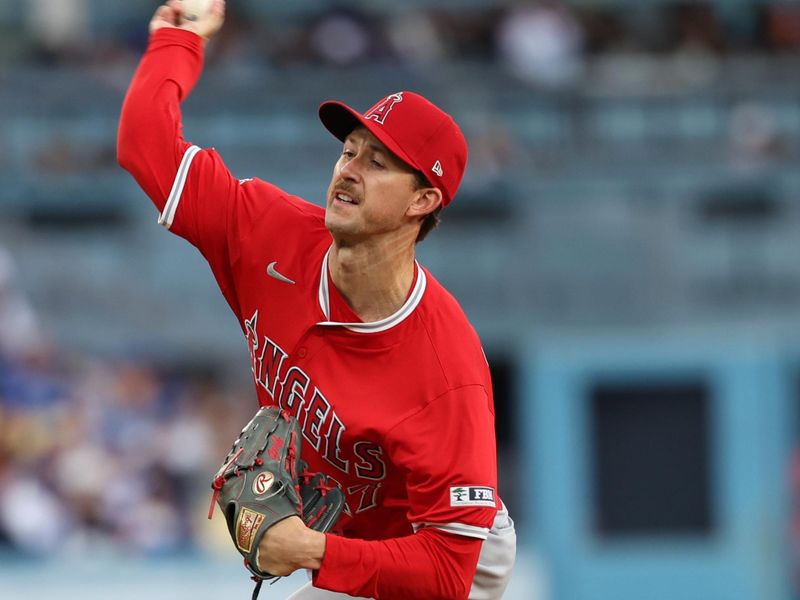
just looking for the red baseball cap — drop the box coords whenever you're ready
[318,91,468,206]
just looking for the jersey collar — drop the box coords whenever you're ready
[317,247,427,334]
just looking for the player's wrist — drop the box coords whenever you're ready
[149,25,204,43]
[299,525,326,570]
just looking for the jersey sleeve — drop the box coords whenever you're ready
[117,28,207,219]
[118,28,246,318]
[118,28,244,251]
[315,528,483,600]
[117,28,296,322]
[388,384,499,538]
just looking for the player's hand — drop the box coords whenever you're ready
[257,516,326,576]
[149,0,226,42]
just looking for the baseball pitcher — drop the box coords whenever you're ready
[117,1,516,598]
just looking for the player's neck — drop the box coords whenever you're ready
[328,236,417,323]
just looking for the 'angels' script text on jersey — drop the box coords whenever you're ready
[244,311,387,499]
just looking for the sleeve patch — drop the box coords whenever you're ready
[450,486,495,507]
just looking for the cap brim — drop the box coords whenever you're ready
[318,101,420,174]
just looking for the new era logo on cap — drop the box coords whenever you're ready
[318,91,468,206]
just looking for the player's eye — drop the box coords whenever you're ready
[369,151,387,168]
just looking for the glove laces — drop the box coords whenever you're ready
[207,447,244,519]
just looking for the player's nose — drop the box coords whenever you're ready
[338,154,363,182]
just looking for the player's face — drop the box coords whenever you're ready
[325,127,420,242]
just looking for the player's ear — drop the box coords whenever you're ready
[407,187,442,218]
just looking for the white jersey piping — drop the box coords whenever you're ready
[158,144,202,229]
[316,247,427,333]
[411,521,490,540]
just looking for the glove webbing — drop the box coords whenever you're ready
[302,475,339,529]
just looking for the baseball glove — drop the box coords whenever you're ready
[208,405,345,598]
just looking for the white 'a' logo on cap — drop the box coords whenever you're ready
[432,160,444,177]
[365,92,404,125]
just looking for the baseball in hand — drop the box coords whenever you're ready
[181,0,214,22]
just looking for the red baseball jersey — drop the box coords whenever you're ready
[119,29,501,599]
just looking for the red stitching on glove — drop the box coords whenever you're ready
[286,431,298,480]
[315,480,336,497]
[305,505,327,529]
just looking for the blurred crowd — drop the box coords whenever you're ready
[4,1,800,89]
[0,247,253,558]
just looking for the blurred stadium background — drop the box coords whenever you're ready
[1,0,799,598]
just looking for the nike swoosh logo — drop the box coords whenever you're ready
[266,261,296,285]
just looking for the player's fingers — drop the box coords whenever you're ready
[195,0,226,41]
[151,4,171,21]
[149,5,175,33]
[212,0,226,19]
[165,0,184,21]
[151,0,224,42]
[211,0,226,27]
